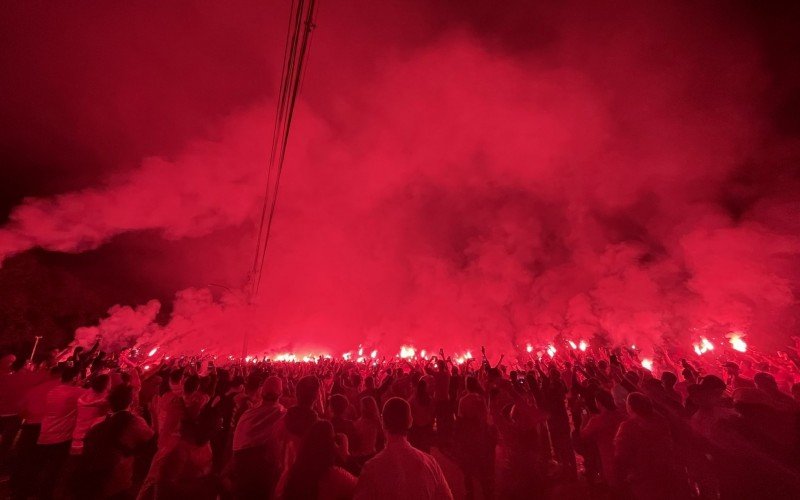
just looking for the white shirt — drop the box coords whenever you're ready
[354,435,453,500]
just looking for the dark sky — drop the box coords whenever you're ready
[1,1,799,353]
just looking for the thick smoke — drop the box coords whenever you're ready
[2,2,799,355]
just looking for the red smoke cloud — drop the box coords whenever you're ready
[2,2,799,355]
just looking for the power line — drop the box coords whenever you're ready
[250,0,318,298]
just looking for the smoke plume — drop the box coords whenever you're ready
[1,1,798,356]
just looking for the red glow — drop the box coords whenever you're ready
[0,2,797,357]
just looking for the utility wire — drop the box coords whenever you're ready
[250,0,318,297]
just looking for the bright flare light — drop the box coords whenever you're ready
[147,347,159,357]
[727,332,747,353]
[526,344,533,353]
[342,352,352,361]
[370,349,378,359]
[568,340,577,350]
[399,345,416,359]
[546,345,556,358]
[641,358,653,371]
[693,337,715,355]
[578,340,588,352]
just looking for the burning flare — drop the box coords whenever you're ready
[727,331,748,353]
[399,345,416,359]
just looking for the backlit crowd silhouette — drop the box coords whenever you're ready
[1,338,799,499]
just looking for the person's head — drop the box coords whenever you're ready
[261,376,282,403]
[466,376,482,394]
[90,374,110,394]
[382,397,412,436]
[330,394,349,417]
[351,373,362,388]
[458,393,488,423]
[661,371,678,389]
[595,389,617,412]
[296,375,320,408]
[753,372,778,392]
[359,396,380,421]
[681,368,696,383]
[61,366,80,383]
[723,362,740,377]
[626,392,654,418]
[108,384,134,412]
[183,375,200,395]
[364,375,375,390]
[699,375,726,395]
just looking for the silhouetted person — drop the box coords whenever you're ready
[614,392,689,500]
[232,376,286,499]
[352,396,384,458]
[355,397,453,500]
[37,366,85,500]
[451,393,497,500]
[408,378,435,452]
[330,393,359,452]
[154,410,217,499]
[79,384,154,499]
[581,389,625,488]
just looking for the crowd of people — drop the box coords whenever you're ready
[1,338,800,499]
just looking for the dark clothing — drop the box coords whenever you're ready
[232,446,282,500]
[37,440,72,500]
[284,406,318,438]
[9,423,40,500]
[452,419,497,500]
